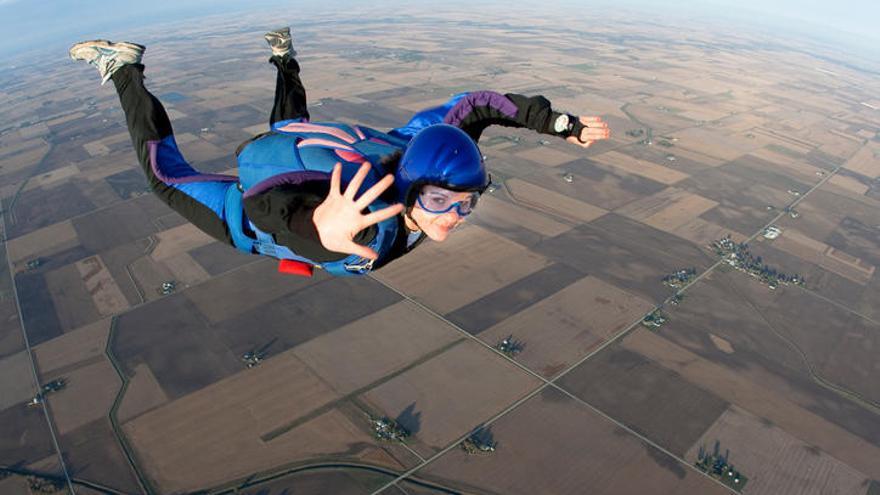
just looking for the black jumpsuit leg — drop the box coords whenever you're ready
[269,55,310,125]
[111,64,233,244]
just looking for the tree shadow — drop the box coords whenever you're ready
[257,337,278,356]
[395,403,422,435]
[643,441,686,479]
[469,424,497,449]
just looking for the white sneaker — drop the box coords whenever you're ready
[264,27,296,59]
[69,39,145,85]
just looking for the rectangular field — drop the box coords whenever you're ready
[477,275,653,377]
[292,301,461,395]
[592,150,690,185]
[360,340,541,457]
[559,344,730,456]
[421,388,730,495]
[505,178,609,222]
[622,329,880,479]
[33,318,110,374]
[535,214,714,303]
[373,224,553,314]
[616,187,719,233]
[685,406,872,495]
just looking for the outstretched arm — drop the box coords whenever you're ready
[443,91,610,148]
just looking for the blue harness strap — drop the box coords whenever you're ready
[224,185,315,262]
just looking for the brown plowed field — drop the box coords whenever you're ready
[149,223,214,261]
[117,363,169,422]
[535,213,713,303]
[130,405,392,493]
[514,146,579,167]
[504,177,609,221]
[76,255,129,316]
[184,258,323,324]
[5,219,79,265]
[240,469,389,494]
[421,388,729,495]
[477,275,653,377]
[593,150,690,185]
[617,187,718,233]
[725,271,880,406]
[842,141,880,178]
[292,301,461,395]
[46,358,119,435]
[373,224,553,314]
[160,251,211,286]
[559,344,730,457]
[44,263,101,333]
[123,348,398,492]
[470,193,572,239]
[623,329,880,479]
[0,350,35,410]
[33,317,110,374]
[519,161,667,211]
[686,406,872,495]
[60,418,142,494]
[360,340,541,458]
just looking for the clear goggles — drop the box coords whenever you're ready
[416,185,480,217]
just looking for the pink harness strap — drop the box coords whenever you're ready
[277,122,357,144]
[297,138,356,151]
[335,149,365,162]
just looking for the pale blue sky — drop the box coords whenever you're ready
[0,0,875,62]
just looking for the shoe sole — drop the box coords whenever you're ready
[69,39,145,60]
[265,27,290,38]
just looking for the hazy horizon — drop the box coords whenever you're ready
[0,0,877,67]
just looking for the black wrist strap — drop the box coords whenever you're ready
[558,114,587,142]
[570,118,587,143]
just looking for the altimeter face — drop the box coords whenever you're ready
[553,114,570,134]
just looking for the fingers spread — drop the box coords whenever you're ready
[363,202,404,227]
[345,161,372,201]
[329,162,342,196]
[579,116,605,124]
[582,128,611,140]
[356,173,395,209]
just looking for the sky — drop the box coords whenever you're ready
[0,0,876,62]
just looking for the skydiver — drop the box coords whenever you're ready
[69,27,610,277]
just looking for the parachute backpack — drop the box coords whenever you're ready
[226,119,409,277]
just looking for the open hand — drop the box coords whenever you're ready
[312,162,404,260]
[566,116,611,148]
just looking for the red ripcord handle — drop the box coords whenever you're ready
[278,259,314,277]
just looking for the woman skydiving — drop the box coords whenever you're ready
[69,27,610,277]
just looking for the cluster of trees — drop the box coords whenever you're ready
[662,268,697,288]
[695,444,746,492]
[369,416,409,443]
[642,309,667,329]
[26,476,65,494]
[711,236,805,289]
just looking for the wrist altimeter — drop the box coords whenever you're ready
[553,113,587,142]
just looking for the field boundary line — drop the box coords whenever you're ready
[367,277,737,495]
[368,124,861,495]
[723,277,880,415]
[104,316,155,495]
[1,197,76,494]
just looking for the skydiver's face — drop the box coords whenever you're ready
[405,187,476,242]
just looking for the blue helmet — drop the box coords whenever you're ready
[394,124,489,206]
